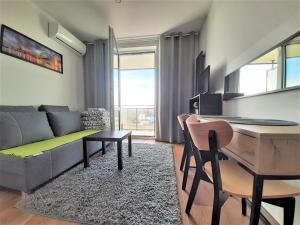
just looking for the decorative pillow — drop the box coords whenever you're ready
[38,105,70,112]
[47,111,83,136]
[81,108,111,130]
[0,112,54,150]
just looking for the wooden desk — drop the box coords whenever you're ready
[198,117,300,225]
[223,124,300,176]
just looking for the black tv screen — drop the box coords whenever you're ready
[198,65,210,94]
[195,51,209,94]
[196,51,205,76]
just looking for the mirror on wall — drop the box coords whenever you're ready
[224,32,300,100]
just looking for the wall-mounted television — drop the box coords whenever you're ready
[196,51,205,75]
[198,65,210,94]
[195,51,210,94]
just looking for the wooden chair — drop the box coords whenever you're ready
[186,118,300,225]
[177,114,191,173]
[177,114,211,191]
[184,116,241,214]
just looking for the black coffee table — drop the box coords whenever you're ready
[82,131,132,170]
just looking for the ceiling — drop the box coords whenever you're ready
[33,0,212,42]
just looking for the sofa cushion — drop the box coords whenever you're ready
[0,130,100,158]
[0,112,23,150]
[11,112,55,145]
[0,112,54,150]
[47,111,83,136]
[0,105,36,112]
[38,105,70,112]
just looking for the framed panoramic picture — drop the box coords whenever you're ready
[0,25,63,73]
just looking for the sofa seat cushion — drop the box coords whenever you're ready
[0,130,101,158]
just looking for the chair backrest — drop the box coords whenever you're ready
[177,114,190,130]
[184,115,199,138]
[186,118,233,151]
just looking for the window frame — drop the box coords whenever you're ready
[283,37,300,88]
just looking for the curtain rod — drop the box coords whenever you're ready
[84,39,107,45]
[85,32,199,44]
[163,31,199,38]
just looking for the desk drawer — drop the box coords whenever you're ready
[258,138,300,175]
[226,132,257,166]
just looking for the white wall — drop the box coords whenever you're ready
[0,0,85,111]
[199,1,300,224]
[224,89,300,122]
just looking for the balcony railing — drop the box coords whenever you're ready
[114,105,155,136]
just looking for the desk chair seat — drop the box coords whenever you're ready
[204,161,300,199]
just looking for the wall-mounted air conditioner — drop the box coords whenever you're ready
[48,22,86,56]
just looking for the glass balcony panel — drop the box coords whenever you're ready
[119,106,155,136]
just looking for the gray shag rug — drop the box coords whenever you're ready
[18,143,181,225]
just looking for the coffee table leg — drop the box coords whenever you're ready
[83,139,89,168]
[102,141,106,155]
[117,140,123,170]
[128,134,132,157]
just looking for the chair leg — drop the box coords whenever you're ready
[242,198,247,216]
[211,191,222,225]
[180,144,188,171]
[182,152,191,190]
[211,190,229,225]
[185,167,201,214]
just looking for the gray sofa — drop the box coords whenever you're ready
[0,105,102,193]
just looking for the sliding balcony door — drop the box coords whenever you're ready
[114,52,156,136]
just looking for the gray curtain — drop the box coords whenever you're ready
[83,27,115,130]
[156,33,199,143]
[83,40,108,109]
